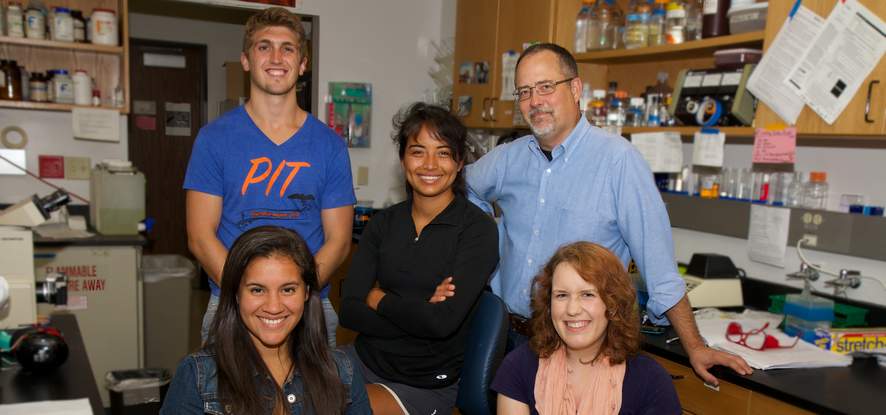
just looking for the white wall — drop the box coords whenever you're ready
[671,143,886,307]
[0,110,128,204]
[298,0,456,206]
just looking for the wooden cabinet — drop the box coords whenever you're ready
[515,0,886,138]
[0,0,129,113]
[452,0,555,129]
[755,0,886,136]
[646,353,815,415]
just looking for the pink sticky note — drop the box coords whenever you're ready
[753,127,796,164]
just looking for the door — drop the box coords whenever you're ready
[755,0,886,135]
[128,39,207,257]
[453,0,500,128]
[491,0,556,128]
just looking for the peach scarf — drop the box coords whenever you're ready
[534,347,626,415]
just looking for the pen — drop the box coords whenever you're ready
[666,336,680,344]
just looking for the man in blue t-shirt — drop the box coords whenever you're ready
[184,7,355,346]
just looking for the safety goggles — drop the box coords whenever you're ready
[725,321,799,351]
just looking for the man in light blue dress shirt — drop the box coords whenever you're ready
[464,43,751,386]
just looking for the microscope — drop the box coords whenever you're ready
[0,190,70,329]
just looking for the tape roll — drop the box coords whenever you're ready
[695,98,723,127]
[1,126,28,149]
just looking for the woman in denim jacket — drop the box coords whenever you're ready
[162,226,371,414]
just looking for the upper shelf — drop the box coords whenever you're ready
[0,36,124,54]
[574,31,765,65]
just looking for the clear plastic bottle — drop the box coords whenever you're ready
[684,0,703,41]
[785,172,804,207]
[802,171,829,210]
[606,91,627,127]
[575,3,591,53]
[610,0,626,50]
[595,0,616,50]
[586,0,602,51]
[648,0,667,46]
[580,83,593,114]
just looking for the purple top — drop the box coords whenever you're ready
[491,343,681,415]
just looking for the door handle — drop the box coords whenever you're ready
[488,98,498,122]
[865,80,879,123]
[481,98,490,121]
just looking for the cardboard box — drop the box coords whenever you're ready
[224,61,249,101]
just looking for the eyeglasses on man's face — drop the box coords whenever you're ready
[513,77,575,102]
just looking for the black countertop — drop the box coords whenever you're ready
[34,232,146,247]
[644,327,886,415]
[0,314,104,414]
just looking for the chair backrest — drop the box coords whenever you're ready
[456,291,509,415]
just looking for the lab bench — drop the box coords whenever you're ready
[34,233,146,408]
[644,326,886,415]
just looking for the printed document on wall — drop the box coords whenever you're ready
[784,0,886,124]
[630,132,683,173]
[747,204,791,268]
[691,131,724,167]
[747,6,824,125]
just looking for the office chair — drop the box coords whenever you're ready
[456,290,509,415]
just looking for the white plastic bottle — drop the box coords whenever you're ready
[72,69,91,105]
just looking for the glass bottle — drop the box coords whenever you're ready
[606,91,627,127]
[802,171,829,210]
[5,60,22,101]
[610,0,626,50]
[702,0,730,38]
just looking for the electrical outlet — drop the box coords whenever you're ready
[357,166,369,186]
[803,234,818,247]
[64,157,91,180]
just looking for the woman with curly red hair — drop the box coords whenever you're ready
[492,241,680,414]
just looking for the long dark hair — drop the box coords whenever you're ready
[208,226,346,414]
[391,102,468,197]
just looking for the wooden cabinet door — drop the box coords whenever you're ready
[755,0,886,136]
[452,0,500,128]
[490,0,557,129]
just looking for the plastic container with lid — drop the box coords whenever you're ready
[648,1,666,46]
[52,7,74,42]
[6,3,25,38]
[624,11,650,49]
[783,293,834,344]
[25,7,45,39]
[91,8,118,46]
[727,2,768,35]
[802,171,829,210]
[713,48,762,69]
[52,69,74,104]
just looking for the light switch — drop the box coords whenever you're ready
[357,166,369,186]
[65,156,91,180]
